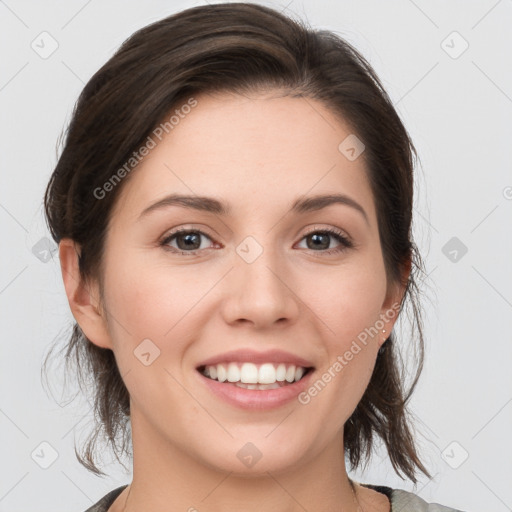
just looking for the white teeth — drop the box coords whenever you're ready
[259,382,280,390]
[235,382,280,390]
[240,363,258,384]
[227,362,240,382]
[276,363,286,381]
[258,363,277,384]
[202,362,309,385]
[285,365,296,383]
[235,382,259,389]
[217,364,227,382]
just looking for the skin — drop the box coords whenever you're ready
[60,91,408,512]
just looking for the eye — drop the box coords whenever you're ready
[160,226,353,256]
[160,228,215,255]
[296,227,353,255]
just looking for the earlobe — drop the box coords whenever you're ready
[59,239,113,350]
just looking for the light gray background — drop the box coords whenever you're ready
[1,1,511,511]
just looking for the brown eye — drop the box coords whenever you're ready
[297,228,353,254]
[161,229,214,254]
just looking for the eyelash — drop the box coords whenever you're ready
[159,226,353,256]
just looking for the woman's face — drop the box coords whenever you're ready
[85,91,404,475]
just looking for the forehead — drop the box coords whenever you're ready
[110,91,376,224]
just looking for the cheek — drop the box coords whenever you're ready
[100,257,214,398]
[317,258,387,346]
[101,260,207,425]
[104,256,210,341]
[305,257,385,415]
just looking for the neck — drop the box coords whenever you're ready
[122,410,361,512]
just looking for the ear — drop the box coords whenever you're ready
[59,238,113,350]
[378,256,411,347]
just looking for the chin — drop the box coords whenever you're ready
[189,430,313,477]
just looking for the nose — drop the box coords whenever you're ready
[220,242,300,330]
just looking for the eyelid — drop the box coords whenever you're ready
[301,224,352,242]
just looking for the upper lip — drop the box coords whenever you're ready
[196,348,315,369]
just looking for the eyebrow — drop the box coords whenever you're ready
[138,193,369,225]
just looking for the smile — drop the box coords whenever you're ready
[199,362,312,389]
[196,363,315,409]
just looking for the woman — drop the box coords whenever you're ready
[43,3,466,511]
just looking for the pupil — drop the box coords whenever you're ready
[179,233,200,250]
[309,233,328,250]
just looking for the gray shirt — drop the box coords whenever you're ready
[84,484,466,511]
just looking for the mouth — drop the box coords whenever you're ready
[196,361,314,408]
[197,362,314,390]
[194,348,316,409]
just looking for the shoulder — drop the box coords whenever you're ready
[391,488,467,511]
[83,485,128,512]
[361,483,467,512]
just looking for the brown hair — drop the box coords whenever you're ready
[43,2,431,481]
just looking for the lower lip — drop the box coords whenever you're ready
[197,370,314,410]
